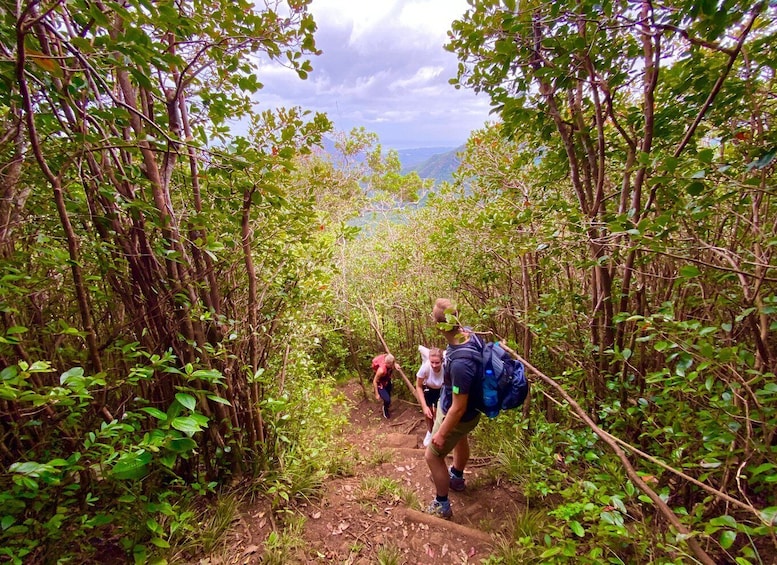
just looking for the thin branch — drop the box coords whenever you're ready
[672,3,765,159]
[360,298,419,401]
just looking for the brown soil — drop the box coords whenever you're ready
[217,379,524,564]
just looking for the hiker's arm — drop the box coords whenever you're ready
[416,376,431,419]
[433,392,467,443]
[372,368,383,400]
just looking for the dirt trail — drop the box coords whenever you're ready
[220,379,523,564]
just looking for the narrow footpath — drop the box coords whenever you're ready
[218,379,525,564]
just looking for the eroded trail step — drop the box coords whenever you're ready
[379,428,523,527]
[290,381,524,563]
[214,380,524,564]
[400,508,493,544]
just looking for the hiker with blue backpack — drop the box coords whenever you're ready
[424,298,530,520]
[424,298,483,519]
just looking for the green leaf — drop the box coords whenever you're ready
[748,462,776,478]
[698,148,714,163]
[752,148,776,170]
[610,496,627,514]
[709,515,737,528]
[140,407,168,420]
[10,461,48,476]
[160,452,177,468]
[167,437,197,453]
[175,393,196,411]
[540,546,563,558]
[570,520,585,537]
[150,537,170,549]
[190,368,224,383]
[719,530,736,549]
[600,511,624,528]
[759,507,777,525]
[735,307,756,323]
[171,417,204,435]
[133,544,147,565]
[686,181,705,196]
[2,515,15,530]
[28,361,53,373]
[111,451,152,480]
[679,265,701,278]
[206,393,232,406]
[190,413,209,426]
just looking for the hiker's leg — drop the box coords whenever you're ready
[451,414,480,471]
[426,407,452,496]
[377,387,390,406]
[425,449,449,497]
[424,388,440,433]
[452,435,470,472]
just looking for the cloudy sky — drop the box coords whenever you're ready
[252,0,494,150]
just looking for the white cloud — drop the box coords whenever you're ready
[250,0,493,149]
[398,0,467,40]
[391,66,443,89]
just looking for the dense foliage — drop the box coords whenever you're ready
[1,0,776,563]
[341,0,777,562]
[0,0,353,562]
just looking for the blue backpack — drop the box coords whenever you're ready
[480,340,529,418]
[446,334,529,418]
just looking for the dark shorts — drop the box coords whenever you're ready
[423,387,441,408]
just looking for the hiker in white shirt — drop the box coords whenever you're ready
[416,346,444,447]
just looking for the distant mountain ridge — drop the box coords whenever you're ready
[396,147,456,169]
[315,137,463,185]
[401,145,464,184]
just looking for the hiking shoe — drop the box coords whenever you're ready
[426,498,452,519]
[449,468,466,492]
[382,404,390,419]
[423,431,432,447]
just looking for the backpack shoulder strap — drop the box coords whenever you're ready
[481,341,494,373]
[446,335,483,370]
